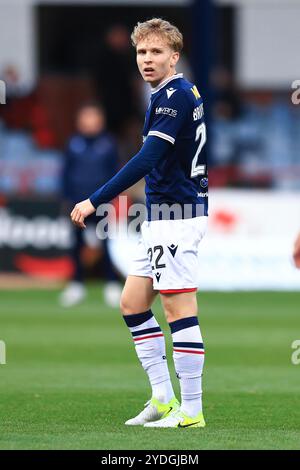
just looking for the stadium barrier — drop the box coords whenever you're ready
[1,191,300,290]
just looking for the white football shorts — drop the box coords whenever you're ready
[128,216,208,293]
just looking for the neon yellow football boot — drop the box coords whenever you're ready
[125,397,180,426]
[144,408,206,428]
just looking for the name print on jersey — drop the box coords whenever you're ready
[193,104,204,121]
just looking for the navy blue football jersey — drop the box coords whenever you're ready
[143,73,208,220]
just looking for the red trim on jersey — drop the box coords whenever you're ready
[173,348,205,355]
[134,333,164,342]
[159,288,197,294]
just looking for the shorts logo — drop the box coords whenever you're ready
[155,272,161,283]
[200,177,208,188]
[167,244,178,258]
[155,107,177,118]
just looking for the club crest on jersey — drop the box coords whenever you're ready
[200,177,208,188]
[191,85,201,100]
[166,88,177,99]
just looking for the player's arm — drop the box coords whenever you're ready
[70,136,171,228]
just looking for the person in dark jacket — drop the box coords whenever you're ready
[60,102,122,307]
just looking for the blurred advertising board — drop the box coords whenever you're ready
[1,192,299,290]
[198,190,300,290]
[0,198,73,279]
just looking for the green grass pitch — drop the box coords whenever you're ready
[0,285,300,450]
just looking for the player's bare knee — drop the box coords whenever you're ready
[119,295,132,315]
[161,297,177,322]
[164,310,177,323]
[120,295,142,315]
[163,306,182,323]
[161,293,198,322]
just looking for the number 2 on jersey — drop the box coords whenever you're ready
[191,122,207,178]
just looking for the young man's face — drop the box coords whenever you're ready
[136,34,179,88]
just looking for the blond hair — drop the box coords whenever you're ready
[131,18,183,52]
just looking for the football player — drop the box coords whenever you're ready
[71,18,208,428]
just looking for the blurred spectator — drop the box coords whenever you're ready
[1,65,32,99]
[0,65,35,130]
[209,66,300,189]
[30,90,57,149]
[0,65,56,148]
[210,67,245,186]
[93,25,138,134]
[59,102,122,307]
[212,66,242,121]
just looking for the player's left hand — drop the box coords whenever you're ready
[70,199,95,229]
[293,232,300,269]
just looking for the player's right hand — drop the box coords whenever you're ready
[293,232,300,269]
[70,198,95,229]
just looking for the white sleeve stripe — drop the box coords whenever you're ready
[148,131,175,145]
